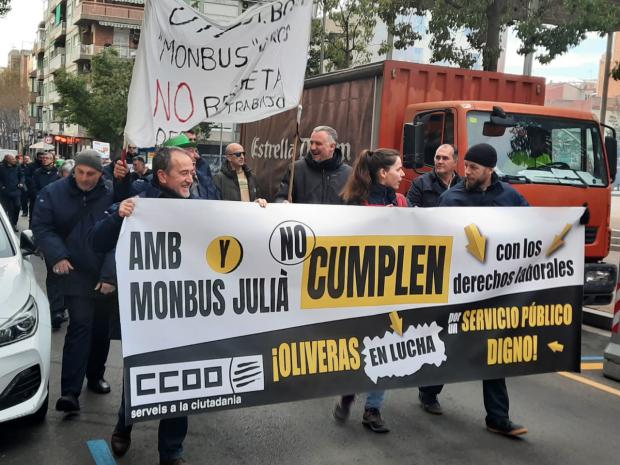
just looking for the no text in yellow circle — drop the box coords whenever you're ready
[206,236,244,273]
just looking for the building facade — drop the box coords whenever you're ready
[27,0,244,157]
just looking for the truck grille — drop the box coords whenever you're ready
[585,227,597,244]
[0,365,41,411]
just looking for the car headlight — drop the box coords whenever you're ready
[0,296,39,348]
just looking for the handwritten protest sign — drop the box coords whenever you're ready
[125,0,313,147]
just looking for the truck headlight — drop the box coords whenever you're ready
[0,296,39,347]
[585,269,614,284]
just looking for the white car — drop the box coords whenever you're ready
[0,208,51,423]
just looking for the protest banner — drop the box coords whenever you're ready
[124,0,313,148]
[116,201,584,423]
[92,141,111,159]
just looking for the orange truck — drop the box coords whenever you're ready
[241,60,618,308]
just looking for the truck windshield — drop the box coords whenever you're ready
[467,111,608,187]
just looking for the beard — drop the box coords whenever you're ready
[465,178,483,192]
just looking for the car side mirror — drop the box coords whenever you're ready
[20,230,38,257]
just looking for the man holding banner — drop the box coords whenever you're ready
[94,147,195,465]
[438,143,528,437]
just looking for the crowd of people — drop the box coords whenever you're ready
[0,126,532,465]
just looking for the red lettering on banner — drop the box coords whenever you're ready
[174,82,195,123]
[153,79,171,121]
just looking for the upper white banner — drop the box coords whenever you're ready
[124,0,313,147]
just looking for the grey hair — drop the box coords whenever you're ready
[312,126,338,144]
[61,159,75,173]
[153,147,192,174]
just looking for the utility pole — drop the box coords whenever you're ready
[600,32,614,124]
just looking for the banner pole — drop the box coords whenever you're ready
[287,105,303,203]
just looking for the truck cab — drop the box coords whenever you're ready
[403,101,618,305]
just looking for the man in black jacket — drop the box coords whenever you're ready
[93,147,195,465]
[32,150,118,413]
[214,142,262,202]
[274,125,351,204]
[0,154,25,230]
[407,144,460,208]
[437,143,528,437]
[31,151,60,201]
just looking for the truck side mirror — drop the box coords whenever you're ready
[403,123,415,168]
[403,122,425,169]
[605,136,617,183]
[414,122,425,168]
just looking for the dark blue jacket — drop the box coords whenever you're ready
[407,170,461,208]
[0,162,25,198]
[439,173,528,207]
[194,157,220,200]
[32,165,60,197]
[31,176,117,298]
[93,179,193,253]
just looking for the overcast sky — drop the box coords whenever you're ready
[0,0,610,84]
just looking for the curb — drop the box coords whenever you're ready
[584,307,613,330]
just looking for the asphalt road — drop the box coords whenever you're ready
[1,235,619,465]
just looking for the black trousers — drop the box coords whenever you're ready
[46,272,65,315]
[420,379,510,426]
[20,190,28,214]
[61,295,111,397]
[0,194,20,227]
[116,385,188,461]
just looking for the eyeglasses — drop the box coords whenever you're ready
[229,151,245,157]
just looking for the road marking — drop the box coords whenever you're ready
[558,371,620,398]
[581,356,604,361]
[581,362,604,370]
[87,439,118,465]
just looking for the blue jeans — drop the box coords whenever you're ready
[364,391,385,409]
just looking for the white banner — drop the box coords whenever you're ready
[124,0,313,147]
[115,201,584,358]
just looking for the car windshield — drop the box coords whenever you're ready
[0,218,15,258]
[467,111,608,187]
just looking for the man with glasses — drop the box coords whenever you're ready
[214,143,263,203]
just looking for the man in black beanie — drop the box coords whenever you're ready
[432,143,528,437]
[32,149,119,413]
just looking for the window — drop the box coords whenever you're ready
[414,110,455,166]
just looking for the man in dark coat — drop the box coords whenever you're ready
[32,150,118,413]
[407,144,461,208]
[93,147,195,465]
[406,144,460,415]
[31,151,61,201]
[274,126,351,204]
[0,154,25,230]
[213,142,261,202]
[437,143,528,437]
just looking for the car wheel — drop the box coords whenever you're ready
[27,392,48,423]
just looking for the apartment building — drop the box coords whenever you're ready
[28,0,246,157]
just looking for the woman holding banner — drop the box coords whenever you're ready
[334,148,407,433]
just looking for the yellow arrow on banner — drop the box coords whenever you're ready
[464,224,486,263]
[389,311,403,336]
[548,341,564,353]
[546,224,572,257]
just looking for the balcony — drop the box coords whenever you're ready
[49,21,67,42]
[73,43,136,62]
[29,92,39,104]
[47,89,61,104]
[49,52,66,73]
[33,39,45,55]
[74,1,143,27]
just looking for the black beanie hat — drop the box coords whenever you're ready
[464,143,497,168]
[74,149,103,172]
